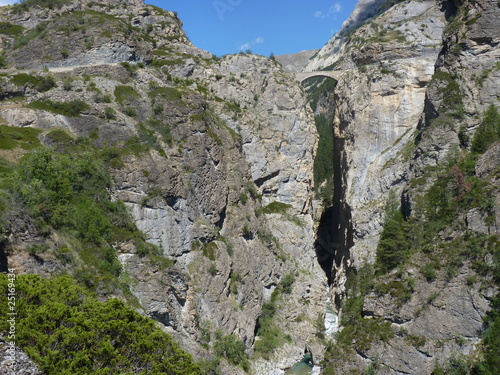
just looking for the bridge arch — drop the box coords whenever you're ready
[294,70,345,83]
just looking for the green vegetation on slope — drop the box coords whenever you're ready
[304,77,336,204]
[254,274,295,359]
[0,125,41,150]
[471,104,500,154]
[12,0,74,13]
[313,114,334,204]
[0,274,201,375]
[27,99,89,117]
[376,106,500,275]
[322,265,394,375]
[0,144,168,297]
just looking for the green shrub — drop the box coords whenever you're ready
[422,262,439,282]
[148,86,182,101]
[0,22,24,35]
[375,192,411,273]
[202,241,218,261]
[259,201,291,214]
[280,273,295,294]
[103,106,116,119]
[0,53,7,68]
[146,116,173,145]
[208,263,217,276]
[10,73,39,87]
[124,106,137,117]
[432,70,464,118]
[0,125,41,150]
[239,193,248,205]
[477,297,500,374]
[253,276,297,359]
[36,75,57,92]
[0,274,201,374]
[12,0,73,12]
[62,77,73,91]
[114,85,140,104]
[27,99,89,117]
[471,104,500,154]
[45,129,74,146]
[213,331,249,371]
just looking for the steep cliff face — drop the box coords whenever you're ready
[308,0,500,373]
[309,0,448,283]
[0,1,327,374]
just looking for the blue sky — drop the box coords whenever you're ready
[0,0,357,57]
[147,0,356,56]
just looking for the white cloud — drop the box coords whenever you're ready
[314,2,342,18]
[239,37,264,51]
[0,1,17,6]
[330,3,342,14]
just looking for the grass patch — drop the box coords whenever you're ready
[256,202,305,227]
[114,85,140,104]
[148,86,182,101]
[0,125,41,150]
[10,74,39,87]
[213,330,250,372]
[0,22,24,35]
[26,99,89,117]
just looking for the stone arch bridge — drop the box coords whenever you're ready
[293,70,347,83]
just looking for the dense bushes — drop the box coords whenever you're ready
[4,146,164,291]
[213,331,249,372]
[12,147,111,236]
[27,99,89,117]
[253,274,295,359]
[313,114,334,204]
[375,193,411,273]
[0,274,201,374]
[471,104,500,154]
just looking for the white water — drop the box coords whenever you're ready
[324,305,339,336]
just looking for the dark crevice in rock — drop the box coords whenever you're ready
[150,311,170,326]
[315,135,354,291]
[401,191,412,220]
[215,203,227,230]
[164,195,178,208]
[254,170,280,187]
[315,207,336,284]
[441,0,458,21]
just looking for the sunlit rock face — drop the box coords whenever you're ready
[307,0,446,269]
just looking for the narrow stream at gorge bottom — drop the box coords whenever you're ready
[285,300,339,375]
